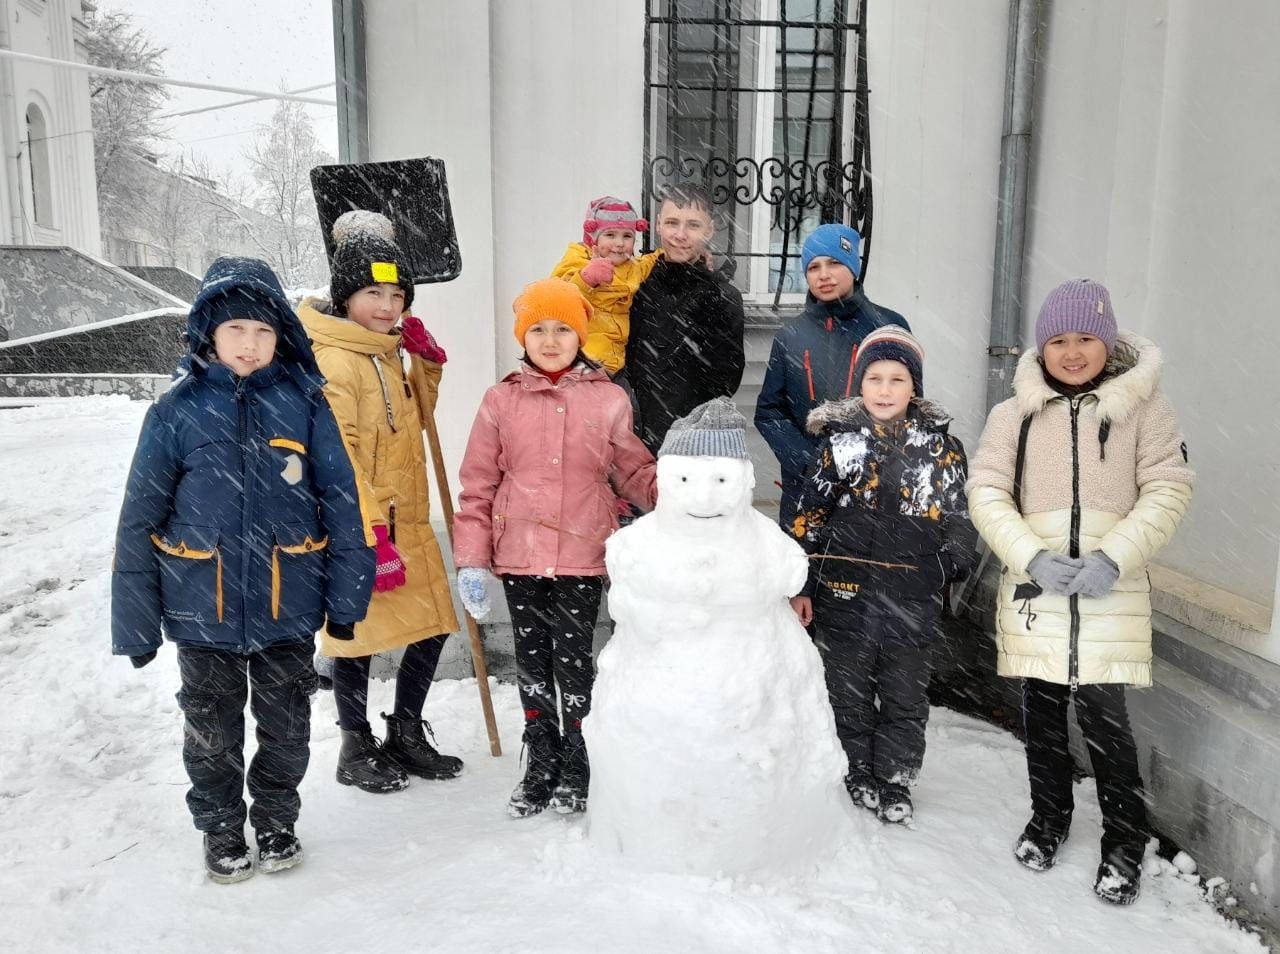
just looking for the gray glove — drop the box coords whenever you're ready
[1026,550,1083,596]
[1066,550,1120,598]
[457,567,493,621]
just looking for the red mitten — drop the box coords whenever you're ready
[373,524,407,593]
[399,315,447,363]
[580,257,614,287]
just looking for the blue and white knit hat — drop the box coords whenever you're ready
[658,397,750,459]
[801,223,862,279]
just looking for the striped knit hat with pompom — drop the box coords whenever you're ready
[853,325,925,397]
[582,196,648,247]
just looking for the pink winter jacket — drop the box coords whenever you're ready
[453,363,658,577]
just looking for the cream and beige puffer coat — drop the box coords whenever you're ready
[966,332,1194,687]
[299,300,460,658]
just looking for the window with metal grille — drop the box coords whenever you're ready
[642,0,871,306]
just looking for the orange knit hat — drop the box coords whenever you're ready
[512,278,593,347]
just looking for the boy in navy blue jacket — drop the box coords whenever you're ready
[111,257,375,883]
[755,224,909,527]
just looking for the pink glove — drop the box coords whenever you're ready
[580,257,614,287]
[373,524,406,593]
[399,315,447,364]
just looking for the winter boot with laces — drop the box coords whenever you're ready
[844,764,879,812]
[508,722,563,818]
[203,828,254,884]
[1013,813,1072,872]
[1094,842,1143,905]
[382,712,464,780]
[336,726,410,793]
[548,731,589,814]
[256,825,303,874]
[876,782,913,824]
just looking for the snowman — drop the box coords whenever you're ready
[584,398,855,876]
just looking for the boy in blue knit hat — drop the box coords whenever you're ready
[755,223,910,527]
[112,257,376,884]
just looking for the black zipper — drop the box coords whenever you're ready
[1068,396,1082,692]
[236,379,252,642]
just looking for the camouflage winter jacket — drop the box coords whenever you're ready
[792,398,977,603]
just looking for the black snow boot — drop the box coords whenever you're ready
[549,731,589,814]
[1094,843,1143,905]
[336,726,410,793]
[508,722,563,818]
[844,764,879,812]
[256,825,303,874]
[1013,813,1072,872]
[382,712,464,780]
[203,828,253,884]
[876,782,913,824]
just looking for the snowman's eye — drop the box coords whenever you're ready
[680,476,687,482]
[717,477,725,483]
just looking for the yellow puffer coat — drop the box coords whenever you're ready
[552,243,661,374]
[299,300,459,657]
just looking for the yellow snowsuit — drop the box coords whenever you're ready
[551,243,661,374]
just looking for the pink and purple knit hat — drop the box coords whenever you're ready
[1035,279,1118,354]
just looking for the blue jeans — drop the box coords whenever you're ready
[175,638,316,833]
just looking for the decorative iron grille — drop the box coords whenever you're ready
[643,0,872,304]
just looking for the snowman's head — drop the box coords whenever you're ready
[655,454,755,527]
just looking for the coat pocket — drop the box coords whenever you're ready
[271,523,328,621]
[152,525,223,624]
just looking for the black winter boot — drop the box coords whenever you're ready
[876,782,913,824]
[508,722,562,818]
[549,731,589,814]
[203,828,253,884]
[844,763,879,812]
[382,713,464,780]
[1013,813,1072,872]
[336,726,410,793]
[1094,842,1143,905]
[256,825,303,874]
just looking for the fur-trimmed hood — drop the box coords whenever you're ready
[806,396,953,436]
[1012,331,1161,424]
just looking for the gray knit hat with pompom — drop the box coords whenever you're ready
[658,397,750,459]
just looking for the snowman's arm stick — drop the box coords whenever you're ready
[413,357,502,757]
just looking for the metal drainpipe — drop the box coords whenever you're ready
[985,0,1042,410]
[0,0,29,243]
[331,0,369,163]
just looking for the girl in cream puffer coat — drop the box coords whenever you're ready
[967,279,1193,905]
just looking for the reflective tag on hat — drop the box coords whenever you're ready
[1098,300,1105,314]
[371,261,399,284]
[839,236,853,253]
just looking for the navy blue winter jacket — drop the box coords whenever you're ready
[111,258,375,657]
[754,287,908,523]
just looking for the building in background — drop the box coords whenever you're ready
[347,0,1280,926]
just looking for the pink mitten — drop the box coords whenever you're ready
[580,257,615,287]
[399,315,447,363]
[373,524,407,593]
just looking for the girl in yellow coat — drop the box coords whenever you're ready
[551,196,661,375]
[300,212,461,794]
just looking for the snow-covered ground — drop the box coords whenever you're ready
[0,397,1264,954]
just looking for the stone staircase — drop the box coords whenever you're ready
[433,305,793,684]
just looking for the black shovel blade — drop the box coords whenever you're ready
[311,157,462,284]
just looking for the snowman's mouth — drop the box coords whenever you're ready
[687,512,724,519]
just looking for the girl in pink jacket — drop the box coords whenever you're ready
[453,278,657,818]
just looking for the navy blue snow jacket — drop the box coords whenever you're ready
[111,257,376,658]
[754,286,908,525]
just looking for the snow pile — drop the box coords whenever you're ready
[0,397,1266,954]
[587,453,853,876]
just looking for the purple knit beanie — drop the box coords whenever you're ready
[1035,279,1118,354]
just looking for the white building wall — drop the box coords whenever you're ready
[0,0,100,253]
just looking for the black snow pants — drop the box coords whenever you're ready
[175,638,317,833]
[502,575,604,734]
[812,594,935,786]
[332,635,449,732]
[1022,678,1148,854]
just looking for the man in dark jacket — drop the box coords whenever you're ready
[754,223,909,527]
[626,183,745,453]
